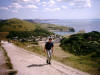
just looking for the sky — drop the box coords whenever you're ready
[0,0,100,19]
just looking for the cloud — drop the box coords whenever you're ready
[9,3,22,9]
[16,0,40,3]
[11,10,18,13]
[0,0,92,14]
[86,0,91,7]
[62,5,67,9]
[56,0,73,2]
[0,1,39,13]
[32,9,38,12]
[26,5,38,9]
[41,0,56,7]
[56,0,92,8]
[20,0,31,2]
[45,7,60,12]
[0,7,8,10]
[7,3,23,13]
[69,0,92,8]
[41,2,47,7]
[56,0,62,2]
[49,0,56,6]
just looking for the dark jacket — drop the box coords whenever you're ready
[45,42,54,50]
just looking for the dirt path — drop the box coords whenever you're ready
[2,41,90,75]
[0,47,8,75]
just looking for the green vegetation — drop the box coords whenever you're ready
[0,18,36,32]
[37,23,75,32]
[60,31,100,56]
[0,18,75,32]
[0,18,54,41]
[7,28,54,42]
[59,55,100,75]
[60,31,100,75]
[0,32,9,40]
[32,28,54,37]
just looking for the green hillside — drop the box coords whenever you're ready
[0,18,75,32]
[0,18,54,40]
[60,31,100,75]
[35,23,75,32]
[0,18,36,32]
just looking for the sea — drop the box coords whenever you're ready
[34,19,100,36]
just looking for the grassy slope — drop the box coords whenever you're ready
[0,18,74,32]
[36,23,75,31]
[0,32,9,40]
[60,31,100,75]
[0,18,36,32]
[0,18,54,40]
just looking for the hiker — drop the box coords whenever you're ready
[44,38,54,64]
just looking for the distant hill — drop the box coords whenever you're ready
[0,18,75,32]
[0,18,36,32]
[0,18,54,40]
[37,23,75,32]
[25,19,75,32]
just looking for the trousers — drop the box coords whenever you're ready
[46,49,52,62]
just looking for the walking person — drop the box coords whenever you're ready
[44,38,54,64]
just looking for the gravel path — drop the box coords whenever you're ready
[2,41,90,75]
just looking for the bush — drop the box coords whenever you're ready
[7,28,54,42]
[60,31,100,56]
[32,28,54,37]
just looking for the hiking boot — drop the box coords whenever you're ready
[48,61,51,65]
[46,60,49,64]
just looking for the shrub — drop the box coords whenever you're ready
[60,31,100,56]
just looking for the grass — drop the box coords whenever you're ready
[0,18,36,32]
[0,18,74,32]
[37,23,74,32]
[1,46,17,75]
[59,56,100,75]
[0,32,9,40]
[14,41,100,75]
